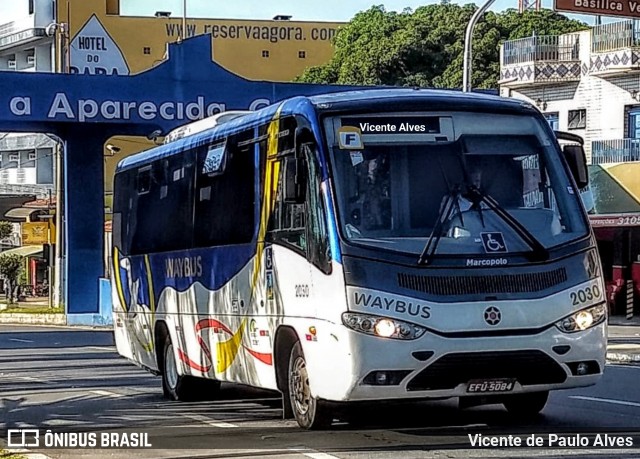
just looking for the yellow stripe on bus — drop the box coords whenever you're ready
[216,319,247,373]
[112,246,128,312]
[250,104,283,300]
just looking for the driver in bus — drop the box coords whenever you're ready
[444,156,489,222]
[346,152,390,238]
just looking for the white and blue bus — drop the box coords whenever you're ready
[111,89,606,429]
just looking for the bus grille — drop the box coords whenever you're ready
[406,350,567,391]
[398,268,567,296]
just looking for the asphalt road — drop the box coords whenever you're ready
[1,325,640,459]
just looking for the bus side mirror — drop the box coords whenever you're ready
[563,144,589,189]
[283,156,306,203]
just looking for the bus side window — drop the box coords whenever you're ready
[266,117,306,252]
[302,142,331,274]
[268,160,307,252]
[130,153,196,255]
[113,171,135,256]
[194,131,255,247]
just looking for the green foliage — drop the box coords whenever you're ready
[497,8,589,40]
[18,269,27,286]
[0,253,24,303]
[0,448,27,459]
[295,4,588,89]
[0,221,13,241]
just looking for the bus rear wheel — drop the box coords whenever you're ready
[503,391,549,418]
[288,341,331,430]
[161,335,220,401]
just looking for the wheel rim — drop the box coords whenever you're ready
[291,356,311,415]
[165,342,178,390]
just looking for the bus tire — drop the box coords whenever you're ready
[288,341,331,430]
[162,334,198,401]
[503,391,548,418]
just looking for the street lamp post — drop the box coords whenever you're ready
[462,0,497,92]
[182,0,187,41]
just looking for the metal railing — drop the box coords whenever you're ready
[0,184,54,198]
[502,34,580,66]
[592,20,640,53]
[591,138,640,164]
[0,16,36,39]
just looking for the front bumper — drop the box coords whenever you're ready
[309,321,606,401]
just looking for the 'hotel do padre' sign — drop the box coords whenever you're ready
[555,0,640,18]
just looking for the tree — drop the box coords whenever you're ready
[0,253,24,303]
[295,5,588,89]
[0,221,13,241]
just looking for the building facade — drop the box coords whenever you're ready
[0,0,343,298]
[0,0,343,219]
[0,0,343,80]
[500,20,640,317]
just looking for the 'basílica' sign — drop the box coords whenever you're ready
[554,0,640,18]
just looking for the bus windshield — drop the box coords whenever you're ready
[326,111,589,260]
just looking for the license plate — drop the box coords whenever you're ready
[467,378,515,393]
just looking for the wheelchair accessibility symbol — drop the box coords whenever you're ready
[480,232,508,253]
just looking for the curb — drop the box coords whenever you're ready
[0,322,111,331]
[606,351,640,364]
[0,313,66,326]
[3,448,52,459]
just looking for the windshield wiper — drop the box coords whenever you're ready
[417,154,463,265]
[417,187,460,265]
[466,185,549,262]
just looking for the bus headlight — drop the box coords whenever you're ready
[555,303,607,333]
[342,312,426,340]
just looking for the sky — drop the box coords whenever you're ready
[0,0,607,26]
[119,0,601,23]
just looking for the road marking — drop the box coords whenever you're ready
[9,338,34,343]
[86,346,116,351]
[179,412,238,428]
[19,376,51,384]
[90,390,124,398]
[289,447,341,459]
[570,395,640,408]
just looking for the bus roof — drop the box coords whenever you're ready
[115,88,534,173]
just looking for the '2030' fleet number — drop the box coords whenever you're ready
[570,285,601,306]
[295,284,309,297]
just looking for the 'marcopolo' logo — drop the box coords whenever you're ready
[484,306,501,326]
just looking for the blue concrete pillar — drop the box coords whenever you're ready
[63,130,106,318]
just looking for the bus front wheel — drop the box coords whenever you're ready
[503,391,549,418]
[288,341,331,430]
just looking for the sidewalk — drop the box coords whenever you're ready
[607,315,640,364]
[0,296,65,325]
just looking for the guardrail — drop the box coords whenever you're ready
[591,138,640,164]
[592,20,640,53]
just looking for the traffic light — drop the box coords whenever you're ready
[43,243,55,266]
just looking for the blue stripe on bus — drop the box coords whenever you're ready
[123,245,255,308]
[323,180,342,264]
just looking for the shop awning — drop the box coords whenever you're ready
[0,245,43,258]
[4,207,46,221]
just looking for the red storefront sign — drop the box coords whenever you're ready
[590,214,640,227]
